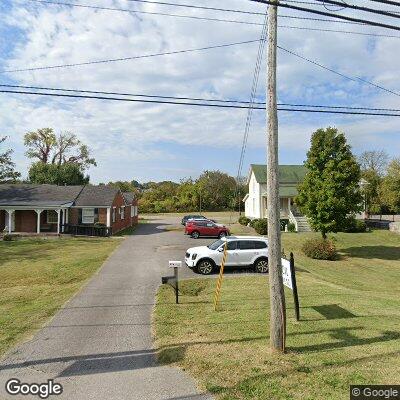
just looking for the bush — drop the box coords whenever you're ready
[3,234,13,241]
[253,219,268,235]
[302,238,337,260]
[288,222,296,232]
[238,216,251,226]
[343,218,367,233]
[280,219,289,231]
[249,218,259,228]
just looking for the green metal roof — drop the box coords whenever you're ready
[261,186,299,198]
[251,164,307,184]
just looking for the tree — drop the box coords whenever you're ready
[24,128,96,169]
[195,170,236,211]
[28,162,89,186]
[380,158,400,214]
[358,150,389,177]
[357,150,389,215]
[297,127,363,239]
[0,136,21,183]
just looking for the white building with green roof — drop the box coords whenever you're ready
[243,164,310,231]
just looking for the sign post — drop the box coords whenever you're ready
[281,253,300,321]
[213,242,228,311]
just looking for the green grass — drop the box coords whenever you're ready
[153,230,400,400]
[0,237,121,356]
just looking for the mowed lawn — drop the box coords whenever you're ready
[0,237,121,356]
[154,230,400,400]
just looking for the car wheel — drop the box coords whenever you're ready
[254,258,269,273]
[218,231,227,238]
[197,259,214,275]
[191,231,200,239]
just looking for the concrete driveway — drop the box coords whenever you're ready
[0,217,214,400]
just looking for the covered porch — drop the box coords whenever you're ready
[0,207,70,235]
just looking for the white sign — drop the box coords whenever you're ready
[169,261,182,268]
[281,258,293,290]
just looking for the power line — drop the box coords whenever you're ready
[248,0,400,31]
[367,0,400,7]
[27,0,385,28]
[3,84,400,112]
[2,89,400,116]
[0,39,260,74]
[279,24,400,38]
[278,45,400,97]
[22,0,386,28]
[311,0,400,19]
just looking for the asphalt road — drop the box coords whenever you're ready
[0,217,214,400]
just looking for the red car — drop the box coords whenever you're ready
[185,220,230,239]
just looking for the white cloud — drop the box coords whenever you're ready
[1,0,399,182]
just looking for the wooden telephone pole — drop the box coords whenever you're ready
[266,0,286,352]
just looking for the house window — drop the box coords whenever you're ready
[112,207,116,223]
[120,206,125,220]
[82,208,95,224]
[47,210,58,224]
[131,205,138,217]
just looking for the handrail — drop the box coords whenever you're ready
[61,224,112,237]
[288,210,298,232]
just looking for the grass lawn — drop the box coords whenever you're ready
[0,237,121,356]
[153,230,400,400]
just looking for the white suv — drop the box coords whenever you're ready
[185,236,268,275]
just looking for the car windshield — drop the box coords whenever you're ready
[207,239,224,250]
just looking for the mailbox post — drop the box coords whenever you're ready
[161,261,182,304]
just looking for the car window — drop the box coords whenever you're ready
[208,239,224,250]
[197,222,206,226]
[206,223,213,227]
[226,241,237,250]
[238,241,255,250]
[254,241,267,249]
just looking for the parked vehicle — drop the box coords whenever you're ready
[181,215,208,225]
[185,220,229,239]
[185,236,268,275]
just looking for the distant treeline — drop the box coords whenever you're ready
[101,170,247,213]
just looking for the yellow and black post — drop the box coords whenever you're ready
[214,241,228,311]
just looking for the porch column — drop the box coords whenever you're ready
[61,209,66,233]
[65,208,69,224]
[56,209,61,234]
[35,209,42,234]
[106,207,111,227]
[6,209,14,234]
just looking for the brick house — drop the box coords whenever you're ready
[0,184,138,236]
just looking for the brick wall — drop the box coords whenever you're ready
[15,210,37,232]
[0,210,5,230]
[111,192,133,234]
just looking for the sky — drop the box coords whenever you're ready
[0,0,399,183]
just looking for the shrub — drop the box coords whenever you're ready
[238,216,251,226]
[343,218,367,233]
[288,222,296,232]
[280,219,289,231]
[249,218,259,228]
[253,219,268,235]
[302,238,337,260]
[3,234,13,241]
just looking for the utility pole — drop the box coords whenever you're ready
[266,0,286,352]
